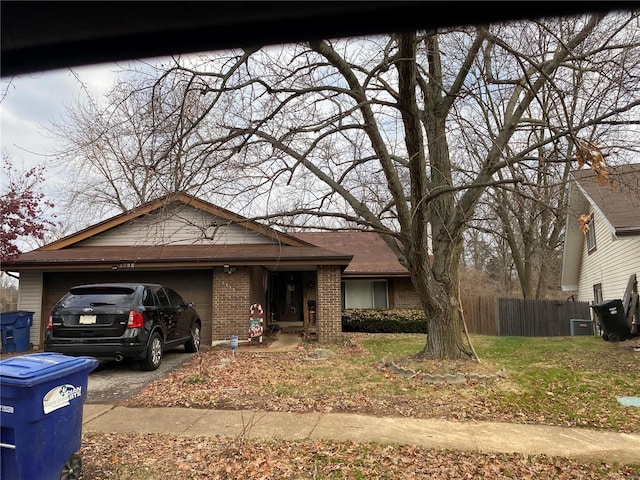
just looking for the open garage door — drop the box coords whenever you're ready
[42,270,213,345]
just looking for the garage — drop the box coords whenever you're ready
[42,270,213,346]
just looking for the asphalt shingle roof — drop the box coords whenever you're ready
[293,231,408,276]
[572,163,640,235]
[2,192,408,277]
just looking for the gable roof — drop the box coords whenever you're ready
[40,193,313,250]
[3,193,354,271]
[293,231,408,277]
[572,163,640,237]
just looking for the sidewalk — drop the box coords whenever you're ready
[83,404,640,465]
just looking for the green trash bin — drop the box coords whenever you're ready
[0,311,34,353]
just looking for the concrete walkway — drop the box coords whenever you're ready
[83,404,640,465]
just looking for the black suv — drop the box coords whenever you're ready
[44,283,201,370]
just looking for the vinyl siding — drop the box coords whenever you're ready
[577,209,640,304]
[77,204,276,247]
[16,270,44,348]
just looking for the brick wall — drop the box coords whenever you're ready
[212,267,251,342]
[391,277,421,308]
[316,265,342,342]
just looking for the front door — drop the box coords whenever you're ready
[270,272,303,323]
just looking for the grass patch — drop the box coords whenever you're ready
[337,334,638,430]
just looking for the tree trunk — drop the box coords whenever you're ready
[407,233,470,360]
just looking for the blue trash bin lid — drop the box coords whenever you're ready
[0,311,35,325]
[0,353,99,387]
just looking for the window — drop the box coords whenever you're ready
[586,214,597,252]
[164,288,185,307]
[142,287,156,307]
[593,283,603,305]
[65,285,135,309]
[155,288,171,307]
[341,280,388,309]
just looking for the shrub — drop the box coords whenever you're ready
[342,308,427,333]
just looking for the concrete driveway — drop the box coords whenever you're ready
[86,347,197,404]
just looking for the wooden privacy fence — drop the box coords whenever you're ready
[461,296,592,337]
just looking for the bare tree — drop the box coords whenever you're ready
[1,272,18,310]
[462,223,519,297]
[50,65,246,219]
[473,155,571,300]
[467,15,640,300]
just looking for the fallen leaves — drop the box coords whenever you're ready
[118,336,639,433]
[78,335,640,478]
[79,433,639,479]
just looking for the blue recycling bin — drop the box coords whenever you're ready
[0,353,99,480]
[0,311,34,353]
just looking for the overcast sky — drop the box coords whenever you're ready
[1,63,118,170]
[0,53,200,203]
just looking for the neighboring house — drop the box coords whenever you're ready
[2,193,418,350]
[561,163,640,309]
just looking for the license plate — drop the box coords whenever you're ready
[79,315,97,324]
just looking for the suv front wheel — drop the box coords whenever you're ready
[141,331,163,370]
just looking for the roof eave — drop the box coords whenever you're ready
[615,227,640,237]
[1,255,354,271]
[342,271,409,278]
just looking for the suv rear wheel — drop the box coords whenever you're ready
[141,331,163,370]
[185,322,201,353]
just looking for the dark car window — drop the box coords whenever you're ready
[63,286,136,308]
[155,287,171,307]
[142,287,156,307]
[164,288,185,307]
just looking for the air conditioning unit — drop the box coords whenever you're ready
[570,319,594,336]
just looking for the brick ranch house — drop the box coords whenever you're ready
[2,193,420,350]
